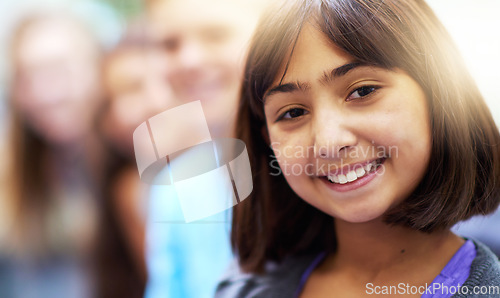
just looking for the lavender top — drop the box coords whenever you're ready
[421,239,476,298]
[294,239,476,298]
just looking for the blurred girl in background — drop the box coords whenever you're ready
[0,8,147,298]
[98,25,173,294]
[0,12,104,298]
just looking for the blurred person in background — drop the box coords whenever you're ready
[143,0,265,297]
[0,12,104,298]
[98,25,173,293]
[0,9,145,298]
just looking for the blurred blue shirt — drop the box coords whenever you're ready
[144,185,233,298]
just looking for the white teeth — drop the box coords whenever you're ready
[365,160,378,172]
[326,159,383,184]
[355,167,366,177]
[332,175,340,183]
[346,171,357,182]
[327,174,340,183]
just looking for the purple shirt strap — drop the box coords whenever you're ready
[294,252,327,297]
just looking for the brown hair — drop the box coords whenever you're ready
[232,0,500,273]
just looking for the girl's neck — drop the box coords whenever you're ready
[300,219,464,297]
[331,218,464,279]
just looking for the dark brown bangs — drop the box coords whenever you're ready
[244,0,309,120]
[318,0,404,68]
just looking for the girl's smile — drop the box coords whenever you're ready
[321,157,386,193]
[264,23,432,223]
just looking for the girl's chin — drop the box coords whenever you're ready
[321,205,390,224]
[334,214,384,224]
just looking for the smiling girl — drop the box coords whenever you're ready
[216,0,500,297]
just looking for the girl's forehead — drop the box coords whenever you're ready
[272,23,355,87]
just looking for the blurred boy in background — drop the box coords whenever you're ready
[143,0,264,297]
[146,0,262,138]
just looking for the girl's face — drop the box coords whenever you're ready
[102,48,172,155]
[264,24,432,223]
[12,19,101,145]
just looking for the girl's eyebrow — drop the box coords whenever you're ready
[264,80,311,101]
[263,61,368,103]
[320,61,368,84]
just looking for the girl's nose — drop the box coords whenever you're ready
[312,108,358,159]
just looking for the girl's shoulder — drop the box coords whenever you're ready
[215,253,320,298]
[215,241,500,298]
[456,240,500,297]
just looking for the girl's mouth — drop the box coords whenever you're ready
[325,158,386,184]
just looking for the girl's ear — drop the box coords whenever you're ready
[261,124,270,146]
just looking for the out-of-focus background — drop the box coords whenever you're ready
[0,0,141,133]
[0,0,498,297]
[0,1,146,297]
[427,0,500,127]
[426,0,500,257]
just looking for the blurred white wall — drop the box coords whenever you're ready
[429,0,500,127]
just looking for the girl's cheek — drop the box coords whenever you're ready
[272,144,312,179]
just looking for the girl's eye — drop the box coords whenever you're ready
[347,86,379,101]
[278,108,308,121]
